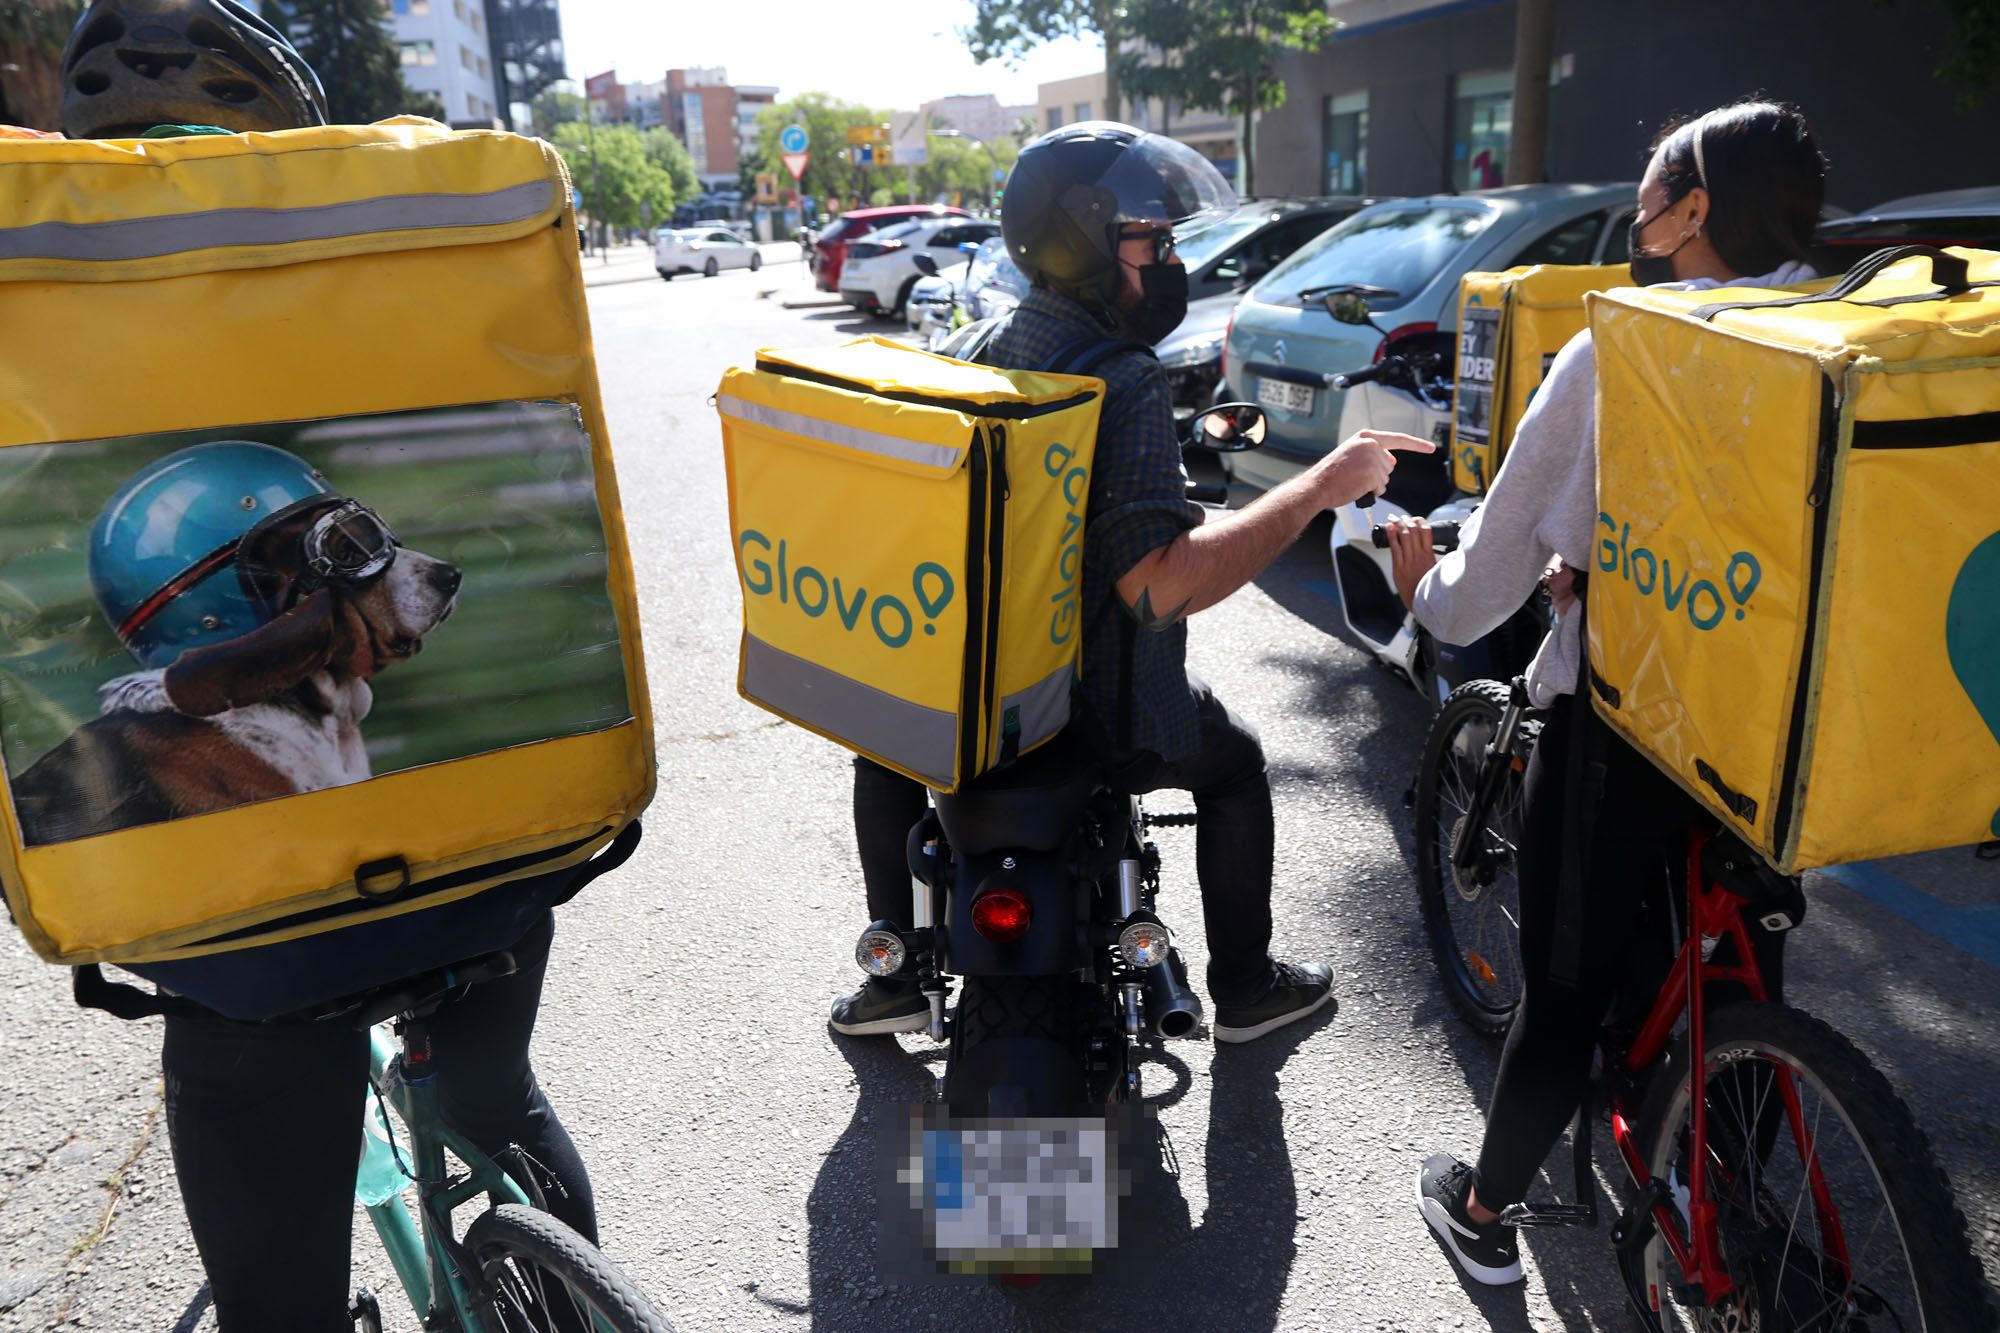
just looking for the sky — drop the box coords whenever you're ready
[558,0,1106,111]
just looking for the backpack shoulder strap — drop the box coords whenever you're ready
[1045,333,1148,379]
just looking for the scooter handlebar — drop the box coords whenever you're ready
[1329,355,1405,391]
[1371,520,1461,552]
[1186,481,1229,505]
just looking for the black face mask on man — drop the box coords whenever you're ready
[1118,260,1189,345]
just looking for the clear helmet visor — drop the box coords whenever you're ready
[1051,122,1237,235]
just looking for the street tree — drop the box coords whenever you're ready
[1114,0,1334,195]
[550,121,676,234]
[642,126,699,202]
[754,93,891,209]
[269,0,443,122]
[0,0,80,130]
[963,0,1124,123]
[530,86,586,137]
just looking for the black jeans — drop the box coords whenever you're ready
[161,911,594,1332]
[1471,700,1786,1207]
[853,674,1277,1001]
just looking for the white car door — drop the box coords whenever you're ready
[715,230,753,269]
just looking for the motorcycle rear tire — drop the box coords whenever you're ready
[946,975,1085,1119]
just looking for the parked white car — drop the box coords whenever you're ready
[655,226,761,280]
[838,216,1000,318]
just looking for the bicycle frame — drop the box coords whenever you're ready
[364,1019,532,1332]
[1606,826,1851,1309]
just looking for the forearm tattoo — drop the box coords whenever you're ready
[1126,586,1193,630]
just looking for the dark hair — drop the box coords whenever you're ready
[1649,100,1827,275]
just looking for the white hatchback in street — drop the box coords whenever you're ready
[838,216,1000,318]
[655,226,761,280]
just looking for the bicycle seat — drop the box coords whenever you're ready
[933,730,1103,855]
[1702,832,1808,931]
[329,950,520,1029]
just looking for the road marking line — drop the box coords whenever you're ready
[1816,861,2000,970]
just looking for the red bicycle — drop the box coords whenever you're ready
[1425,680,1993,1330]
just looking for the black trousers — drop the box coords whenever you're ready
[1471,700,1786,1207]
[161,911,594,1331]
[853,674,1277,1000]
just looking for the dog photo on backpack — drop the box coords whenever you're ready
[0,399,633,846]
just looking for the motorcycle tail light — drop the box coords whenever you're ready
[1373,320,1439,364]
[855,928,907,976]
[1117,921,1172,969]
[970,888,1032,943]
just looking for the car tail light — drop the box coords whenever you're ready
[970,888,1031,943]
[1374,320,1438,364]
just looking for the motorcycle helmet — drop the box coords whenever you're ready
[91,441,336,669]
[59,0,329,140]
[1001,121,1235,317]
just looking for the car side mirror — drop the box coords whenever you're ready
[912,253,939,277]
[1324,291,1372,325]
[1186,403,1268,452]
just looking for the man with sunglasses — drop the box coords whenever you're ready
[834,122,1431,1044]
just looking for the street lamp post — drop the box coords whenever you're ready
[928,128,997,211]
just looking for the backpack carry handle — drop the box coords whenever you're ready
[1693,244,1971,321]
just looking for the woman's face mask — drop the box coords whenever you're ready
[1627,205,1697,286]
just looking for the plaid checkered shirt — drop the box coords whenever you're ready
[986,287,1205,761]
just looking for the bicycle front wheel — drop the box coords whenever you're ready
[464,1204,674,1333]
[1412,679,1535,1035]
[1630,1002,1993,1332]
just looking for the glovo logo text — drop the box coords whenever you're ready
[738,530,953,649]
[1597,511,1761,632]
[1044,438,1090,647]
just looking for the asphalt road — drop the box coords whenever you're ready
[3,251,1995,1331]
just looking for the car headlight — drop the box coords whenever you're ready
[1156,332,1225,370]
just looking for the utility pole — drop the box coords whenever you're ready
[1509,0,1555,184]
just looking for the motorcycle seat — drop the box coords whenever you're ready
[933,731,1103,855]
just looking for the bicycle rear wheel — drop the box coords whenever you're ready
[1412,680,1535,1035]
[464,1204,674,1333]
[1629,1002,1993,1332]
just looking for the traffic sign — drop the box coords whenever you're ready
[781,151,809,180]
[845,125,889,146]
[779,124,809,155]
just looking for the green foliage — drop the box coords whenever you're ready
[530,87,586,137]
[753,93,893,205]
[0,0,80,52]
[551,122,677,230]
[910,129,1019,206]
[270,0,439,123]
[1930,0,2000,108]
[642,127,699,202]
[1114,0,1334,192]
[962,0,1124,121]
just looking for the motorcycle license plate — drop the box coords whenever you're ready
[911,1118,1116,1261]
[1258,376,1315,415]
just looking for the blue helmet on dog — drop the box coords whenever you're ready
[90,441,334,669]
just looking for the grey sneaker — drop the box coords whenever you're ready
[1212,959,1336,1044]
[829,978,928,1036]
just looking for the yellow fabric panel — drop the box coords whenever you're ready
[759,336,1096,408]
[992,414,1096,701]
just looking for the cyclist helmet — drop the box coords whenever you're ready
[59,0,329,140]
[1001,121,1235,315]
[90,441,337,669]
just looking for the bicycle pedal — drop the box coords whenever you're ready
[1498,1202,1596,1228]
[348,1286,383,1333]
[1611,1177,1671,1252]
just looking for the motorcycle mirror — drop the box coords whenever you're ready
[912,253,940,278]
[958,241,981,253]
[1186,403,1268,452]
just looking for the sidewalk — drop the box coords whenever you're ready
[580,240,802,288]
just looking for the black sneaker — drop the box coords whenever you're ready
[829,978,928,1036]
[1416,1153,1523,1285]
[1211,959,1335,1044]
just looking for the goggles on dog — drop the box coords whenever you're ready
[300,499,398,589]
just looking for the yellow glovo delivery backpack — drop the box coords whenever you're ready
[717,338,1107,791]
[1451,262,1630,494]
[1587,245,2000,873]
[0,122,653,970]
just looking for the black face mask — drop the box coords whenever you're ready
[1627,208,1695,286]
[1117,261,1189,345]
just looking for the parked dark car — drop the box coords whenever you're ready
[1811,186,2000,273]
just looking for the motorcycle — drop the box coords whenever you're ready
[1316,286,1547,708]
[853,402,1265,1280]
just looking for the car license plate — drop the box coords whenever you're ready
[1258,376,1316,415]
[908,1117,1116,1259]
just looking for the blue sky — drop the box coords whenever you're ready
[560,0,1104,109]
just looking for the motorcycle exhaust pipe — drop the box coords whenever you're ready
[1141,951,1204,1040]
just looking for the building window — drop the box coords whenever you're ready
[1324,91,1368,194]
[477,56,489,79]
[461,44,476,69]
[1449,70,1512,191]
[400,39,436,66]
[467,92,480,115]
[1047,107,1062,132]
[1073,102,1090,123]
[453,0,466,17]
[469,8,482,33]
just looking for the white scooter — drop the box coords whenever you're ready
[1317,287,1545,709]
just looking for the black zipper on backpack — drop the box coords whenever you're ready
[1773,376,1840,855]
[981,427,1009,762]
[958,428,992,782]
[754,359,1098,420]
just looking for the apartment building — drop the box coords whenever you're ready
[1035,73,1240,186]
[922,93,1036,144]
[387,0,500,125]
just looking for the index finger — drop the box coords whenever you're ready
[1357,430,1437,454]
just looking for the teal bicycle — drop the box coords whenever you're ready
[340,950,672,1333]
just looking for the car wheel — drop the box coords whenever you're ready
[889,276,919,319]
[749,251,763,272]
[657,269,672,281]
[704,258,719,278]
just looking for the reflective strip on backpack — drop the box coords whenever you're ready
[999,664,1072,754]
[741,633,957,787]
[717,395,962,470]
[0,180,555,263]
